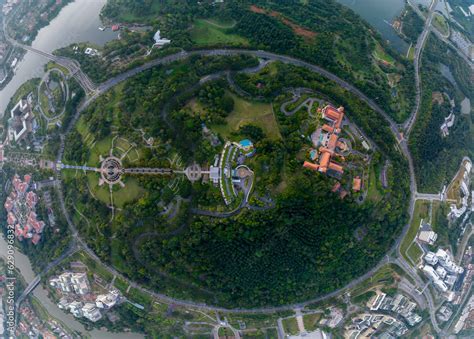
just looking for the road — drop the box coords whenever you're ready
[46,49,429,315]
[404,0,438,135]
[0,22,441,325]
[407,0,474,70]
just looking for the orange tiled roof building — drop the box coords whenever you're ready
[304,105,346,175]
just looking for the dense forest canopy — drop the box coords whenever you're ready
[61,52,410,306]
[99,0,416,122]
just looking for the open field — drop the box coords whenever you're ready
[282,317,299,336]
[407,241,423,264]
[190,19,248,46]
[367,163,383,202]
[433,13,449,36]
[400,200,430,264]
[373,42,396,66]
[349,263,412,298]
[302,313,322,332]
[211,93,281,140]
[86,172,110,204]
[113,177,144,207]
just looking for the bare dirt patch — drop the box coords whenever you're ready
[249,5,316,39]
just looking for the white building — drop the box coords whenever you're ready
[71,273,90,295]
[50,272,73,293]
[209,165,220,185]
[424,252,438,266]
[8,99,33,142]
[436,266,447,279]
[57,297,70,310]
[436,249,464,274]
[82,303,102,322]
[96,290,119,309]
[50,272,90,295]
[153,30,171,47]
[68,301,83,318]
[418,230,437,245]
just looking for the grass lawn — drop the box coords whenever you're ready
[203,18,236,29]
[265,328,279,338]
[113,276,129,294]
[303,313,321,331]
[407,242,423,264]
[76,251,114,282]
[190,19,249,46]
[350,264,398,296]
[218,327,234,336]
[87,172,110,204]
[407,44,415,61]
[212,93,281,140]
[433,13,449,36]
[400,200,430,265]
[367,163,383,202]
[46,62,70,75]
[373,42,396,66]
[113,177,144,208]
[282,317,299,336]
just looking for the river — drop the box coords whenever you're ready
[336,0,409,54]
[0,0,118,115]
[0,0,143,337]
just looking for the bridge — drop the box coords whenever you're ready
[415,192,443,201]
[2,15,97,94]
[14,244,79,326]
[60,163,101,172]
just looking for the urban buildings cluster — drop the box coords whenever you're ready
[369,291,422,326]
[1,0,19,15]
[454,293,474,334]
[17,304,72,338]
[421,249,464,297]
[4,174,45,245]
[304,104,364,199]
[49,271,121,322]
[346,291,422,338]
[452,245,473,306]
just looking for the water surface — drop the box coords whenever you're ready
[0,0,118,115]
[336,0,409,54]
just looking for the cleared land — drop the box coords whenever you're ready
[211,93,281,140]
